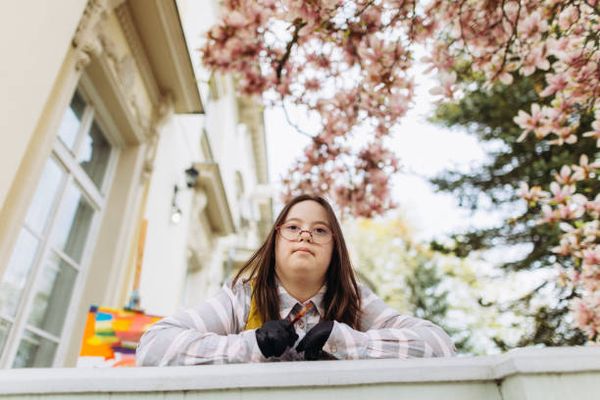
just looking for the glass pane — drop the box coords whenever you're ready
[78,121,111,190]
[0,319,11,355]
[57,91,86,151]
[0,229,40,318]
[13,329,58,368]
[27,253,77,336]
[25,158,65,235]
[51,183,95,263]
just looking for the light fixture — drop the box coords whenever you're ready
[170,166,199,225]
[170,185,183,224]
[185,165,199,188]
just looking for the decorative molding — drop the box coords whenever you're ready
[138,92,173,184]
[96,31,154,138]
[72,0,106,47]
[98,34,135,92]
[72,0,125,70]
[150,92,174,134]
[74,41,101,71]
[113,2,161,104]
[141,133,159,183]
[72,0,195,140]
[72,0,186,149]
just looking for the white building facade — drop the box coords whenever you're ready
[0,0,271,369]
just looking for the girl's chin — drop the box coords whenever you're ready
[293,268,328,282]
[278,264,327,279]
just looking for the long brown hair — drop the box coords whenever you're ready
[233,194,361,329]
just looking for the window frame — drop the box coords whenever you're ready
[0,83,120,368]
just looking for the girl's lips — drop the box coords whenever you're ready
[294,247,313,255]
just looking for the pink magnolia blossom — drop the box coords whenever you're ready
[585,195,600,219]
[558,6,580,31]
[556,203,585,220]
[572,298,600,339]
[583,113,600,147]
[520,11,549,41]
[552,233,579,257]
[582,247,600,268]
[224,11,248,28]
[514,103,544,141]
[554,165,576,186]
[429,71,456,99]
[548,126,579,146]
[549,182,575,204]
[582,220,600,243]
[520,45,550,77]
[540,204,561,224]
[539,73,569,97]
[517,182,548,203]
[572,155,600,181]
[203,0,600,340]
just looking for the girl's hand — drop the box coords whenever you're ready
[255,319,299,358]
[296,320,334,360]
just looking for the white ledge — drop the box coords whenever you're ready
[0,347,599,395]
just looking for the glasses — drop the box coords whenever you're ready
[277,222,334,244]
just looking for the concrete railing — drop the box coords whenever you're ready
[0,347,599,399]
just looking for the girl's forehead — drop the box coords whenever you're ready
[285,200,329,222]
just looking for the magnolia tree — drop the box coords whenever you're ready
[201,0,600,340]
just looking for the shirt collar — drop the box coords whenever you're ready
[309,286,327,317]
[278,283,327,319]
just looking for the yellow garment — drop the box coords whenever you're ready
[244,282,263,330]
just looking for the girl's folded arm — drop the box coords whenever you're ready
[136,284,264,366]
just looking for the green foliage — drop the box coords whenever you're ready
[344,216,493,354]
[429,71,596,348]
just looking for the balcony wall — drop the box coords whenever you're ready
[0,347,599,399]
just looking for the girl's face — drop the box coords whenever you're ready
[275,200,334,287]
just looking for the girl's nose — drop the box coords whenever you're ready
[298,230,312,242]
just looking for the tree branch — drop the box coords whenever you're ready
[276,20,306,81]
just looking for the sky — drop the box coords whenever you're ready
[264,59,499,242]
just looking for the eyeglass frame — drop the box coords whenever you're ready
[276,222,334,244]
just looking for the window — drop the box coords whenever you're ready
[0,89,116,368]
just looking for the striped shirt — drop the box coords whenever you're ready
[136,280,456,366]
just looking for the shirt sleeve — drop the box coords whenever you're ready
[136,282,265,366]
[322,285,456,360]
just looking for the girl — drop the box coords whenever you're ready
[136,194,455,365]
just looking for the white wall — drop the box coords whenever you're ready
[138,115,203,316]
[138,0,270,314]
[0,0,87,210]
[177,0,245,228]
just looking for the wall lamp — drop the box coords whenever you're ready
[185,165,199,189]
[170,185,183,224]
[170,165,200,225]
